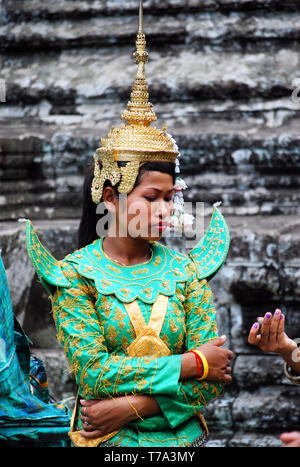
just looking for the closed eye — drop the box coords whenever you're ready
[144,196,173,202]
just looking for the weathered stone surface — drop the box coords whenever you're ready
[0,220,79,347]
[2,12,300,51]
[32,348,76,403]
[1,47,299,105]
[228,432,284,447]
[202,392,236,434]
[233,355,288,389]
[1,118,300,220]
[207,431,284,447]
[3,0,300,25]
[233,386,300,432]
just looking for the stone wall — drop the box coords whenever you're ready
[1,0,300,447]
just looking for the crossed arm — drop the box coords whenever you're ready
[79,335,233,439]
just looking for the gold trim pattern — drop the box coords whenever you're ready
[124,294,170,358]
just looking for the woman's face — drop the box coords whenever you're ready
[104,170,174,240]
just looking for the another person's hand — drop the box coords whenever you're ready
[196,335,234,383]
[248,309,297,359]
[280,431,300,447]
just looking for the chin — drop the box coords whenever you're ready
[131,226,166,241]
[148,229,164,241]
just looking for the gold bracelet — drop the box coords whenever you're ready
[193,350,209,381]
[125,394,144,421]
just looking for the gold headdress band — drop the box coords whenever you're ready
[91,0,179,204]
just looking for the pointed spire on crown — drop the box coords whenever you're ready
[121,0,157,126]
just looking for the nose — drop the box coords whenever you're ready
[155,199,171,219]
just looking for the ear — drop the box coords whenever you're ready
[102,186,119,213]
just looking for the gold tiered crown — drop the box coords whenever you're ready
[91,0,179,204]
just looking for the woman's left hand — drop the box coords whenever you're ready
[80,397,133,439]
[79,394,161,439]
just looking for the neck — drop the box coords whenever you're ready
[102,235,151,266]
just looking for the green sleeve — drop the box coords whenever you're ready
[51,262,182,399]
[154,261,223,429]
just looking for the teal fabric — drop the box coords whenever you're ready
[188,204,230,281]
[0,253,71,447]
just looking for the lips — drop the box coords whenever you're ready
[153,222,168,231]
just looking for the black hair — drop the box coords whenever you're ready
[77,161,176,249]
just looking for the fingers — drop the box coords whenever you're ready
[80,411,92,428]
[211,335,227,347]
[259,312,272,347]
[268,309,281,348]
[82,421,95,431]
[280,431,300,442]
[222,373,232,384]
[283,440,300,447]
[80,410,93,429]
[280,431,300,447]
[277,310,285,337]
[80,429,104,439]
[248,321,261,345]
[250,309,285,352]
[80,399,98,407]
[80,399,101,428]
[209,335,234,359]
[80,402,95,429]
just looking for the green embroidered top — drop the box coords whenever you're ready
[26,206,230,447]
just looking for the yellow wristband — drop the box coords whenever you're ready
[193,350,209,381]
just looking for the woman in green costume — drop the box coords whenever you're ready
[25,1,233,447]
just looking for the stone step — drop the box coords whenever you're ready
[3,0,300,25]
[1,114,300,219]
[226,432,284,447]
[232,386,300,432]
[2,12,300,51]
[1,45,299,105]
[0,93,298,124]
[204,385,300,433]
[207,432,284,447]
[1,179,300,220]
[232,355,290,389]
[1,116,300,160]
